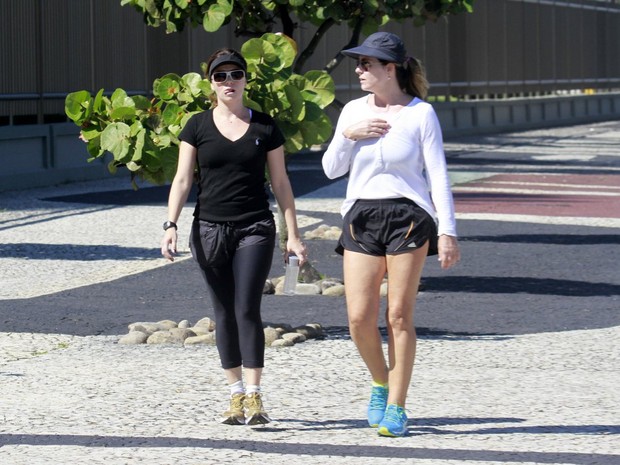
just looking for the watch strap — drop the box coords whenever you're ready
[163,221,178,231]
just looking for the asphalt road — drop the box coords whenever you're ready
[3,122,619,337]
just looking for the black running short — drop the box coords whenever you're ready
[336,198,438,257]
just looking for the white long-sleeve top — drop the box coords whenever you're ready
[322,96,457,237]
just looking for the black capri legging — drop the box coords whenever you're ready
[189,217,275,369]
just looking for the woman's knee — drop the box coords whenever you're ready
[385,305,414,331]
[348,308,379,334]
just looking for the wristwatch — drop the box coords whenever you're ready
[163,221,177,231]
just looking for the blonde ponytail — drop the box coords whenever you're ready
[396,57,429,100]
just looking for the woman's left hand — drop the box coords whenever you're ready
[437,235,460,270]
[286,237,308,266]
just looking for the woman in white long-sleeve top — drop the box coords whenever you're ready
[322,32,460,437]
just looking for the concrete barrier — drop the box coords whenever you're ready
[436,93,620,138]
[1,93,619,192]
[0,123,112,192]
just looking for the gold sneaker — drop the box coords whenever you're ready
[243,392,271,425]
[221,392,245,425]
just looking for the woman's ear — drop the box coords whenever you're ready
[387,62,397,79]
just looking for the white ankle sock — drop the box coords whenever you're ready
[246,384,261,395]
[229,380,245,396]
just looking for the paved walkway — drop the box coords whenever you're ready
[1,121,619,464]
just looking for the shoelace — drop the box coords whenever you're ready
[229,394,245,411]
[369,387,388,409]
[383,405,405,423]
[244,394,264,412]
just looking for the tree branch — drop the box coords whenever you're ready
[323,18,364,75]
[277,4,296,38]
[293,18,336,74]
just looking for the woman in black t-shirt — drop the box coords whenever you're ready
[160,48,307,426]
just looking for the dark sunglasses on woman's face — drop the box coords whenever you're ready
[356,59,373,72]
[211,70,246,83]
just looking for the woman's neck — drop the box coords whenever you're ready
[214,102,250,121]
[371,90,412,110]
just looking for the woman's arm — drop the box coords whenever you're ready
[322,102,360,179]
[420,106,461,269]
[160,141,197,261]
[267,145,307,265]
[420,106,457,237]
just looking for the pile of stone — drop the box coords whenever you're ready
[118,317,325,347]
[266,273,345,296]
[303,224,342,241]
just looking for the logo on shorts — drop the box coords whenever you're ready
[407,242,418,248]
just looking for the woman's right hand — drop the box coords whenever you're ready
[161,229,178,262]
[343,118,390,141]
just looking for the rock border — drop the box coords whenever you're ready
[118,317,325,347]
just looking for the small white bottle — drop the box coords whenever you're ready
[283,255,300,295]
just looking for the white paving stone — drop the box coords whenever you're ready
[0,327,617,464]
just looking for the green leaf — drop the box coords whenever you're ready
[181,72,203,96]
[282,84,305,121]
[217,0,233,16]
[299,110,332,145]
[133,128,145,162]
[110,106,137,120]
[162,102,182,126]
[100,122,132,162]
[161,146,179,182]
[203,4,228,32]
[65,91,91,122]
[197,78,213,96]
[129,120,144,137]
[132,95,152,111]
[107,159,118,175]
[242,38,278,74]
[260,33,297,68]
[154,133,172,147]
[155,77,181,100]
[126,161,141,172]
[86,137,104,158]
[93,89,105,113]
[111,88,135,109]
[243,95,263,113]
[302,70,335,108]
[81,128,100,140]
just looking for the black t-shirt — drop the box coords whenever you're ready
[179,110,285,222]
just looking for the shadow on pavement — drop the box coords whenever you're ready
[0,432,617,464]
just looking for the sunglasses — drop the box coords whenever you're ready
[356,59,373,72]
[211,69,245,83]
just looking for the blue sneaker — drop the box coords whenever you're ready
[367,384,388,427]
[378,404,408,437]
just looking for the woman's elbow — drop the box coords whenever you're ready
[322,166,343,180]
[321,160,337,179]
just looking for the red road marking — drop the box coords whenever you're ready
[453,173,620,218]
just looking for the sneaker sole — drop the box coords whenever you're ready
[377,426,406,437]
[221,415,245,425]
[246,413,271,425]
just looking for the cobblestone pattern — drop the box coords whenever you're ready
[0,327,618,464]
